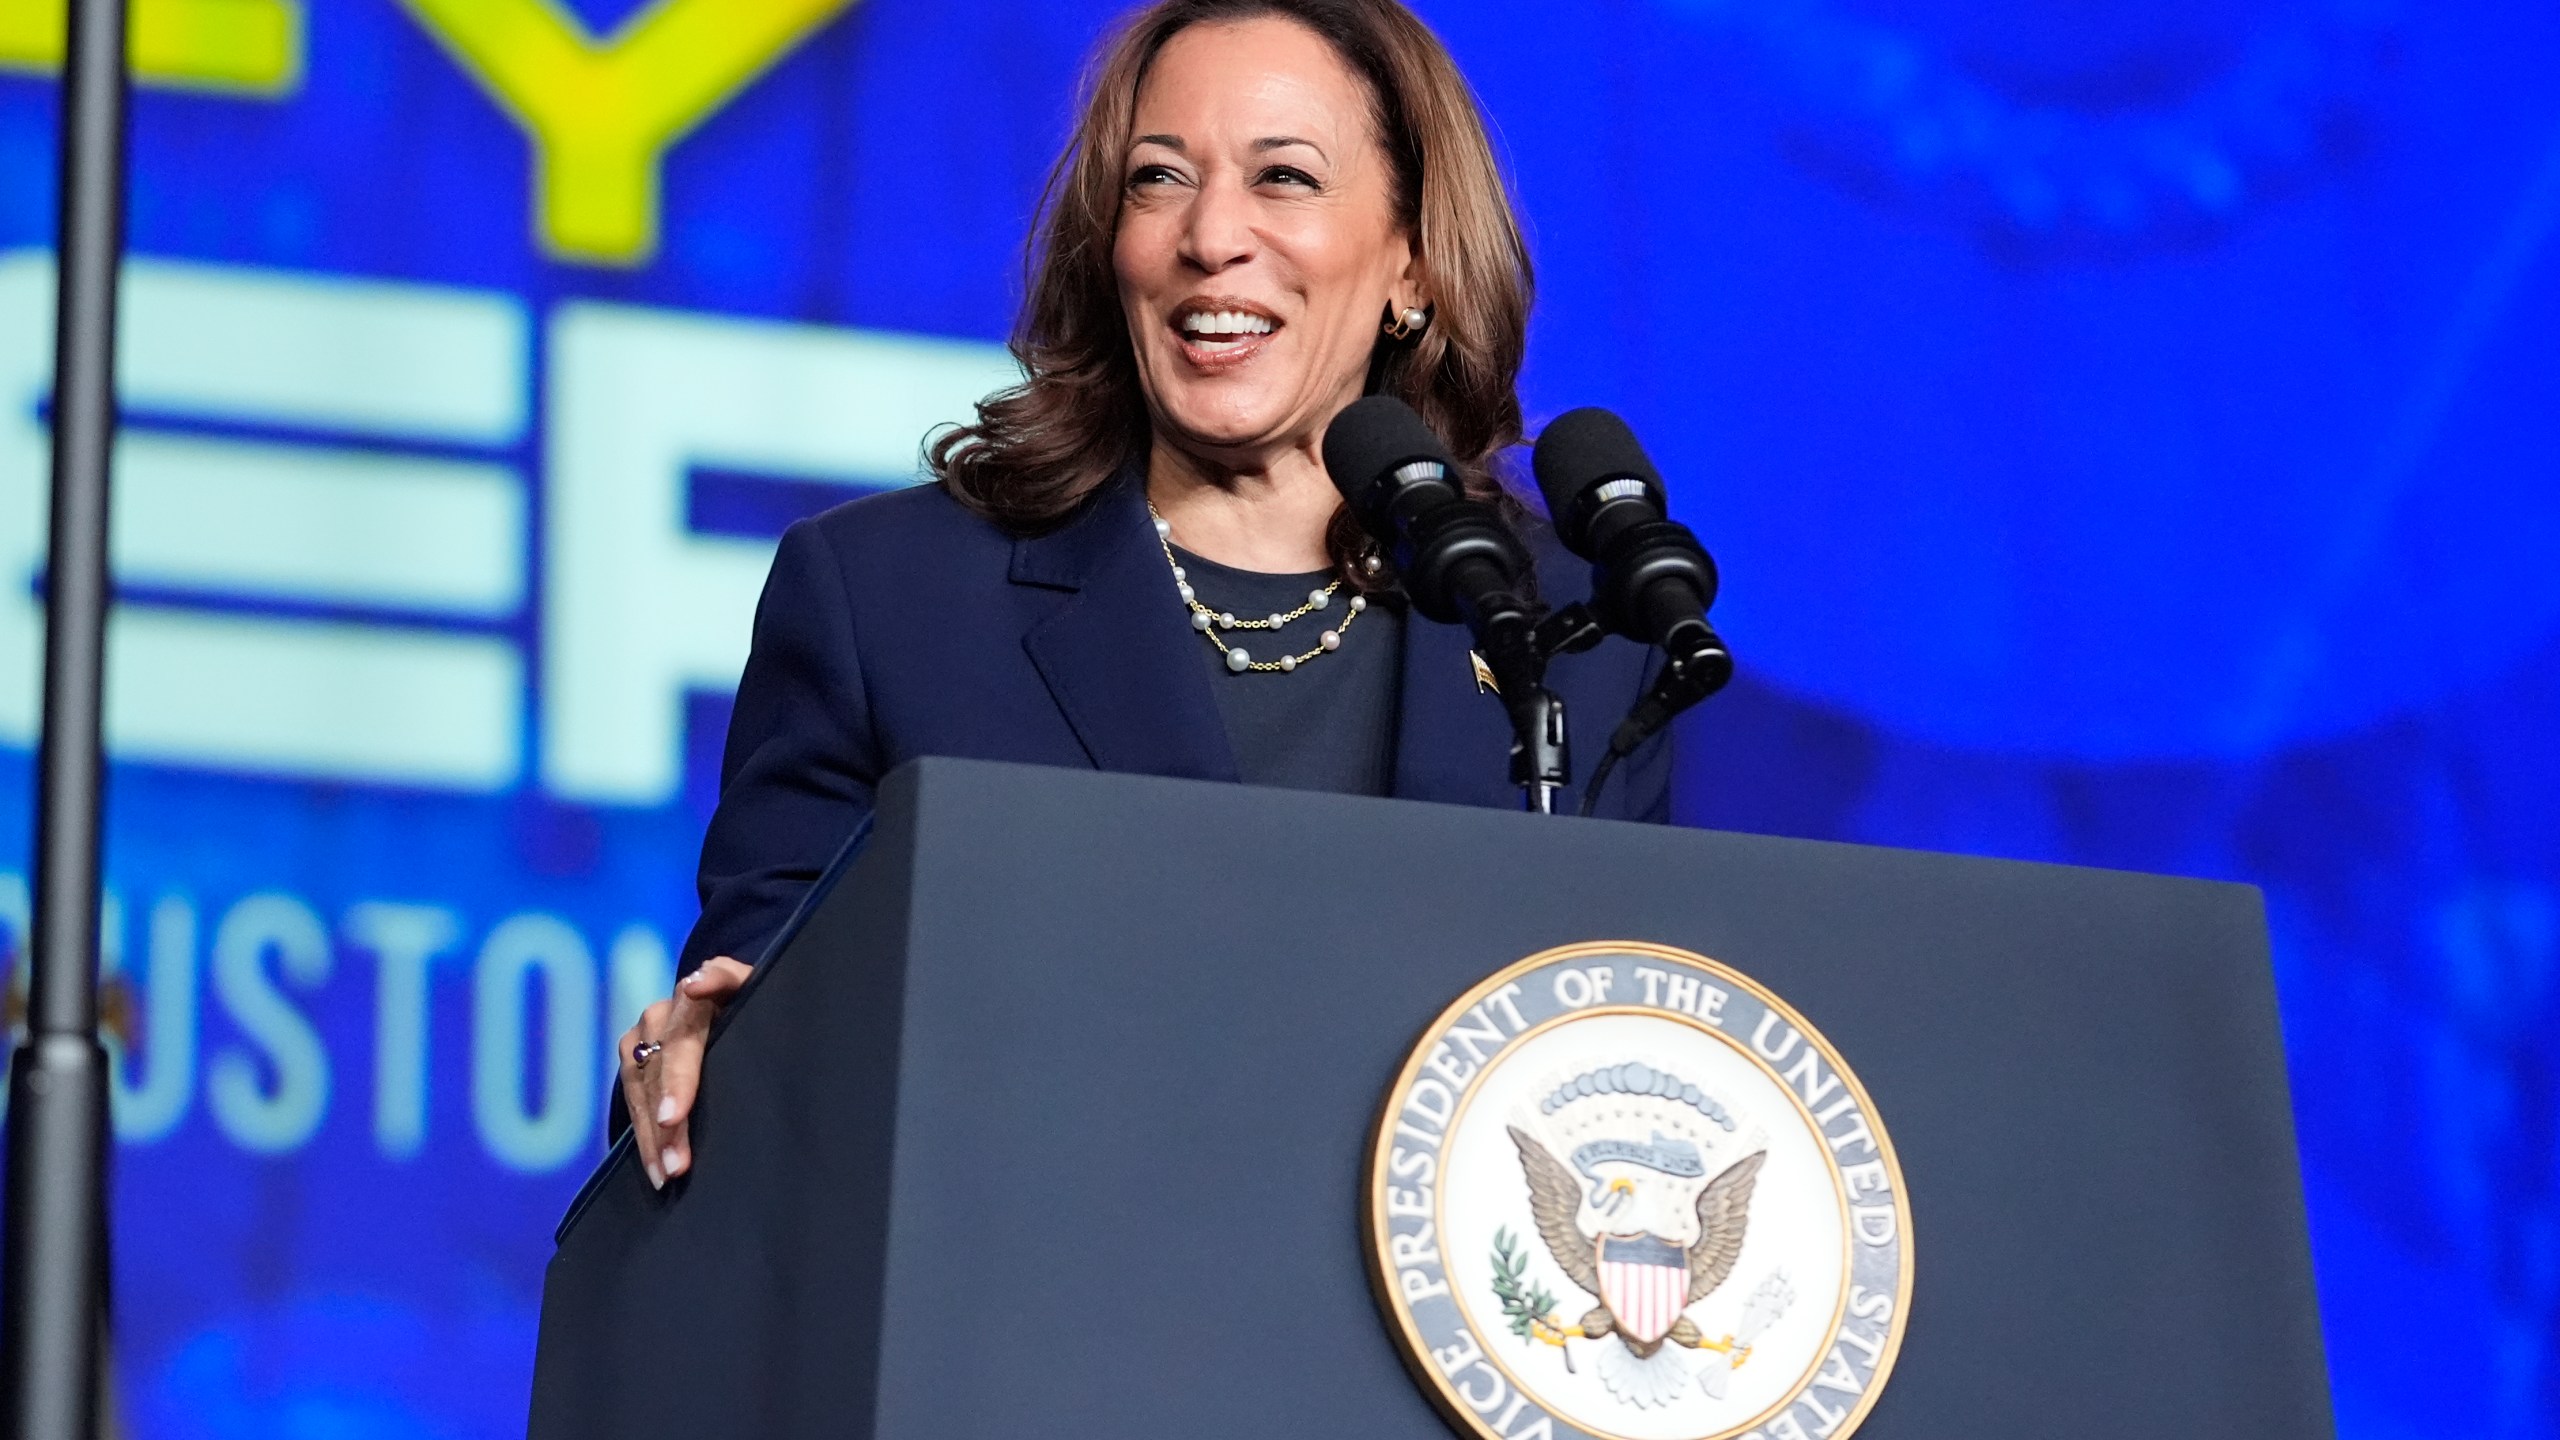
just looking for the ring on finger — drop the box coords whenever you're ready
[632,1039,663,1067]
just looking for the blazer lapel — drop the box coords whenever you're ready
[1015,479,1241,784]
[1390,611,1518,808]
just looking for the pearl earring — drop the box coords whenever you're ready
[1382,302,1432,343]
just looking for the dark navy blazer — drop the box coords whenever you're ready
[679,476,1673,969]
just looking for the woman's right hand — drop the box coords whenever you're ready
[617,956,753,1189]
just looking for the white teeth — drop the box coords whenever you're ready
[1181,309,1275,338]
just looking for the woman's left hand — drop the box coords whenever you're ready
[616,957,753,1189]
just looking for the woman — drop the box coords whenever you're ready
[617,0,1673,1188]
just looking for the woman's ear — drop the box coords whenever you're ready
[1396,244,1427,313]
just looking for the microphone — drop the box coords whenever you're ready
[1323,396,1538,670]
[1531,408,1734,812]
[1324,396,1567,807]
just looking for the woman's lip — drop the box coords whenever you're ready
[1172,325,1279,371]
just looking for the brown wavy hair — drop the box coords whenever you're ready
[928,0,1533,582]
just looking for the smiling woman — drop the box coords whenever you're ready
[1118,18,1444,576]
[610,0,1675,1192]
[935,0,1533,576]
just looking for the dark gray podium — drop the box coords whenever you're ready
[529,757,2331,1439]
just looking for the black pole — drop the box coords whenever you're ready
[3,0,130,1432]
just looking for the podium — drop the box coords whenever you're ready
[530,758,2331,1439]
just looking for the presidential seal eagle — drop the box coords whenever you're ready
[1508,1120,1765,1406]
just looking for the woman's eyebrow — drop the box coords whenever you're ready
[1254,135,1329,161]
[1132,133,1187,152]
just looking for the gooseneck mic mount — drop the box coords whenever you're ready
[1325,397,1587,813]
[1532,407,1736,817]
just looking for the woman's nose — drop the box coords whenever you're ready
[1177,179,1256,272]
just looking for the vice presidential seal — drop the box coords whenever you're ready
[1366,942,1913,1440]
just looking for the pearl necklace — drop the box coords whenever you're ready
[1151,506,1368,674]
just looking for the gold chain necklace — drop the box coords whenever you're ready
[1150,505,1368,674]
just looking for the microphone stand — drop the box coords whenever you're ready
[1575,620,1732,818]
[6,0,130,1432]
[1465,594,1607,816]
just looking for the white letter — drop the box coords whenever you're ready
[472,912,600,1172]
[1423,1042,1475,1088]
[1827,1110,1877,1160]
[1785,1046,1842,1108]
[1853,1204,1899,1246]
[1403,1077,1456,1131]
[208,893,333,1153]
[347,901,460,1160]
[1664,972,1699,1015]
[1552,968,1594,1009]
[1,253,529,788]
[1812,1344,1867,1396]
[1445,1005,1506,1066]
[1457,1361,1509,1413]
[1398,1267,1450,1303]
[1695,984,1730,1024]
[1431,1327,1484,1377]
[543,302,1014,803]
[1388,1222,1440,1269]
[1750,1010,1800,1064]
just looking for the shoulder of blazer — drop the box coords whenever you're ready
[778,480,1034,622]
[790,478,1143,597]
[797,480,1009,564]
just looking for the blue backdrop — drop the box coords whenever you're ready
[0,1,2553,1435]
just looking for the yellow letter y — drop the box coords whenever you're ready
[396,0,856,267]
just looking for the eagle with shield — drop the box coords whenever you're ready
[1498,1062,1775,1408]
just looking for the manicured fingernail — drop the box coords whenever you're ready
[644,1161,664,1191]
[656,1097,677,1125]
[662,1147,682,1177]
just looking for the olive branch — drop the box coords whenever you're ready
[1489,1227,1559,1342]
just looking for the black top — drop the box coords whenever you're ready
[1169,547,1406,796]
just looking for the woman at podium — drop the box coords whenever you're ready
[615,0,1674,1188]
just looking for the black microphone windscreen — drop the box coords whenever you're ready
[1532,407,1663,550]
[1323,396,1453,504]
